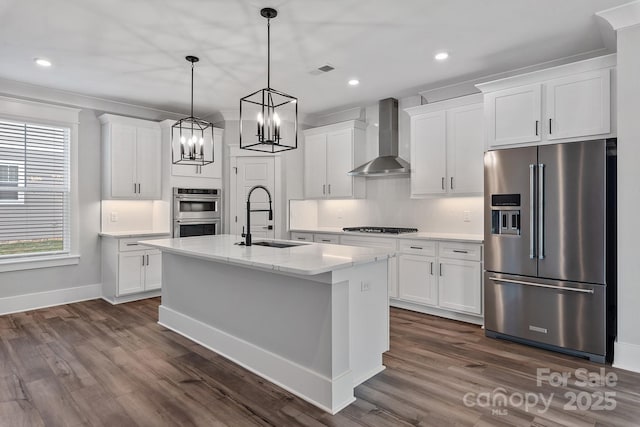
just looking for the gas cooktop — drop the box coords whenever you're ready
[342,226,418,234]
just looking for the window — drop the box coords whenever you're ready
[0,119,71,258]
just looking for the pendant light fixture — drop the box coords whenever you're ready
[240,7,298,153]
[172,55,215,166]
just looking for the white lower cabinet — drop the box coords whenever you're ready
[398,254,438,306]
[117,250,162,296]
[102,236,166,303]
[437,258,482,315]
[396,240,483,321]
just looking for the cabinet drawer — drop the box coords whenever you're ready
[119,238,148,252]
[438,241,482,261]
[313,234,340,244]
[291,232,313,242]
[399,239,436,256]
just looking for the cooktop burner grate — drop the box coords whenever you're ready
[342,226,418,234]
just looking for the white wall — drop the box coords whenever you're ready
[612,21,640,372]
[0,78,182,299]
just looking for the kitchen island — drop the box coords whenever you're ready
[138,234,393,414]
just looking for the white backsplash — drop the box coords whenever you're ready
[101,200,171,233]
[291,177,484,234]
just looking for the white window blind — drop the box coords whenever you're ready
[0,119,70,258]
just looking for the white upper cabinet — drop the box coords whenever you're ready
[446,103,485,194]
[100,114,162,200]
[304,133,328,199]
[477,54,615,149]
[545,69,610,141]
[406,94,484,197]
[485,84,542,147]
[411,111,447,195]
[303,120,366,199]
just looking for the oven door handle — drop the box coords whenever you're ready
[488,277,594,294]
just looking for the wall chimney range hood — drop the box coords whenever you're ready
[348,98,410,177]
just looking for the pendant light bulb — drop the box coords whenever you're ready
[257,112,264,124]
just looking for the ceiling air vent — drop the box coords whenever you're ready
[309,64,335,75]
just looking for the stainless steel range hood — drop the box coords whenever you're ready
[348,98,410,177]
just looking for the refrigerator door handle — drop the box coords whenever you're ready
[488,277,595,294]
[538,163,545,260]
[529,164,536,259]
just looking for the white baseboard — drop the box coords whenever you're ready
[158,305,356,414]
[613,341,640,373]
[390,299,484,326]
[101,290,161,305]
[0,283,101,316]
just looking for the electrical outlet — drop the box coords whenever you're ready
[463,210,471,222]
[361,282,370,292]
[110,212,118,222]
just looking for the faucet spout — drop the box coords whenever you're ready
[245,185,273,246]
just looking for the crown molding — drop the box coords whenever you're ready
[597,1,640,31]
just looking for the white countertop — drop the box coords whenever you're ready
[99,231,172,239]
[290,228,483,243]
[138,234,394,276]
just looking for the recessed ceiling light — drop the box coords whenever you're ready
[434,52,449,61]
[34,58,52,67]
[348,79,360,86]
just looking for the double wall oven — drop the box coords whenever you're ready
[172,188,222,237]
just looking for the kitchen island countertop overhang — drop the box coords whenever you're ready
[138,234,395,276]
[138,234,394,414]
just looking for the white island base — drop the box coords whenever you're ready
[152,240,390,414]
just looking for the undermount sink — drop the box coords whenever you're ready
[252,241,307,249]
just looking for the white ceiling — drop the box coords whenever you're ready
[0,0,626,117]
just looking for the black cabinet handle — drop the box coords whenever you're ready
[535,120,539,136]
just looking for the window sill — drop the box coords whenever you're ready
[0,254,80,273]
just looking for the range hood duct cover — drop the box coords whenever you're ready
[348,98,410,177]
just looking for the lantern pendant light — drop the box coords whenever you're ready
[171,55,215,166]
[240,7,298,153]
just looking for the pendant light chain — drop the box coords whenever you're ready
[190,60,194,118]
[267,17,271,90]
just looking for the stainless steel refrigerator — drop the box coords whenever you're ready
[484,139,616,363]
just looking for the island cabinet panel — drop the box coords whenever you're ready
[145,234,392,415]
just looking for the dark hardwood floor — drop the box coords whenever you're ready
[1,298,639,426]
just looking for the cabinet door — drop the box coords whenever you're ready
[545,69,610,140]
[304,134,327,198]
[410,111,447,196]
[135,127,161,199]
[438,259,481,315]
[398,254,438,306]
[110,124,137,198]
[117,251,145,296]
[486,83,542,147]
[326,129,354,198]
[447,104,484,194]
[144,250,162,291]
